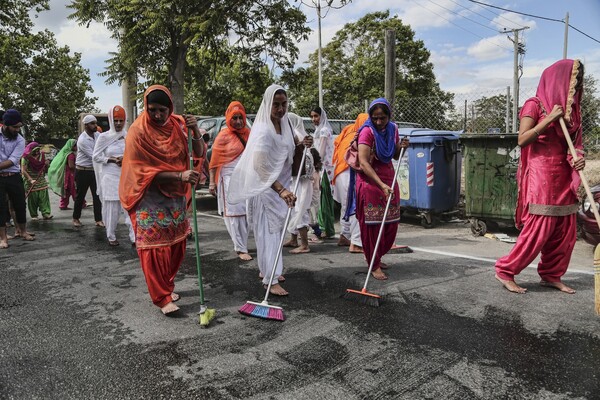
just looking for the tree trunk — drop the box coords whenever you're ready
[169,44,188,115]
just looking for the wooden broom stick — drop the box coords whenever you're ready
[559,117,600,315]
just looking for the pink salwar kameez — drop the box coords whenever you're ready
[495,59,584,283]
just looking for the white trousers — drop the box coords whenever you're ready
[224,215,249,253]
[102,200,135,243]
[334,169,362,247]
[252,198,283,286]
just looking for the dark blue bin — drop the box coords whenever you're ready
[397,128,462,227]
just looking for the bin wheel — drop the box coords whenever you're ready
[470,219,487,236]
[421,213,435,229]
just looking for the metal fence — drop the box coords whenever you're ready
[292,86,600,155]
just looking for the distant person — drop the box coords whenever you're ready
[351,99,407,280]
[208,101,252,260]
[73,115,103,227]
[495,59,585,294]
[311,106,335,238]
[21,142,52,220]
[332,113,367,253]
[120,85,205,315]
[48,139,77,210]
[228,85,312,296]
[93,105,134,246]
[0,109,35,248]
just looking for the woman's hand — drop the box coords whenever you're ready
[279,188,297,208]
[573,157,585,171]
[208,183,217,196]
[303,135,314,148]
[548,105,564,123]
[181,170,200,185]
[400,137,409,148]
[380,183,393,199]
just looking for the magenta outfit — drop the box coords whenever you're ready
[355,126,400,271]
[59,153,76,209]
[496,59,583,282]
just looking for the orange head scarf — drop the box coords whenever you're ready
[208,101,251,185]
[119,85,190,211]
[332,113,368,183]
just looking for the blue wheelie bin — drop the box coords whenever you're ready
[397,128,462,228]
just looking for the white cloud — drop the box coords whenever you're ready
[54,20,117,60]
[467,35,512,61]
[491,12,537,32]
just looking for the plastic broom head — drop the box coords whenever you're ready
[239,301,285,321]
[343,288,381,307]
[198,308,216,327]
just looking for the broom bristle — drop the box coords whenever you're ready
[239,301,285,321]
[389,244,413,254]
[343,289,381,307]
[198,308,216,327]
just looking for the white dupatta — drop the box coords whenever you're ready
[93,106,127,200]
[228,84,296,233]
[314,107,334,172]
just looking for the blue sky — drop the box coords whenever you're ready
[32,0,600,112]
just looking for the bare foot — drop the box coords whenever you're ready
[264,283,288,296]
[308,236,324,244]
[171,293,180,302]
[21,233,35,241]
[349,244,363,253]
[540,280,576,294]
[283,240,298,248]
[95,221,105,227]
[43,215,53,220]
[371,268,388,280]
[259,274,285,282]
[161,302,180,315]
[378,262,389,270]
[289,246,310,254]
[238,252,253,261]
[0,240,8,249]
[73,219,82,227]
[337,235,351,246]
[495,274,527,294]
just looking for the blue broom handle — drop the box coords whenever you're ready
[188,128,205,304]
[363,144,406,290]
[263,146,308,303]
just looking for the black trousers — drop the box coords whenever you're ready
[73,169,102,221]
[0,174,27,226]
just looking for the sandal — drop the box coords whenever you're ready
[108,240,120,246]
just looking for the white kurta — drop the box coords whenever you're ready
[218,156,249,253]
[333,168,362,246]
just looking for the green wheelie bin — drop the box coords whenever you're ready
[460,133,520,236]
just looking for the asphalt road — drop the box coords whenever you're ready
[1,193,599,399]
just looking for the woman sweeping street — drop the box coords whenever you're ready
[228,84,311,296]
[21,142,52,220]
[332,113,368,253]
[120,85,205,315]
[208,101,252,261]
[48,139,77,210]
[495,59,585,294]
[93,105,134,247]
[352,98,407,281]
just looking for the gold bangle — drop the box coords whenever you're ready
[278,187,286,195]
[179,172,183,182]
[533,128,540,137]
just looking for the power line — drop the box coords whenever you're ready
[467,0,600,46]
[446,0,522,30]
[414,2,512,51]
[427,0,499,34]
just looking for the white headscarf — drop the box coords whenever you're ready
[228,84,296,206]
[314,107,334,171]
[288,112,307,141]
[93,105,127,199]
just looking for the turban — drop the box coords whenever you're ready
[3,109,22,126]
[113,106,126,120]
[82,115,97,125]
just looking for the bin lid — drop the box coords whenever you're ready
[398,128,460,142]
[460,132,519,139]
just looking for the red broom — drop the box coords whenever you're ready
[239,145,308,321]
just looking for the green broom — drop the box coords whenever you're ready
[188,126,216,327]
[344,145,406,307]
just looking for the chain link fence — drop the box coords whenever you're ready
[292,86,600,157]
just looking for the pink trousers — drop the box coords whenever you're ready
[495,214,576,282]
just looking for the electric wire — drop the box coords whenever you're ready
[426,0,500,34]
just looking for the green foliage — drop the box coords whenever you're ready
[69,0,310,113]
[471,94,511,133]
[582,75,600,152]
[281,10,455,128]
[0,0,96,141]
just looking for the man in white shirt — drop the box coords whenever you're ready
[72,115,104,227]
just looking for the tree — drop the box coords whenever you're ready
[0,0,96,141]
[581,75,600,150]
[281,10,455,129]
[69,0,310,114]
[471,94,511,133]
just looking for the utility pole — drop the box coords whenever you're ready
[384,29,396,109]
[504,26,529,133]
[317,0,323,108]
[563,12,569,59]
